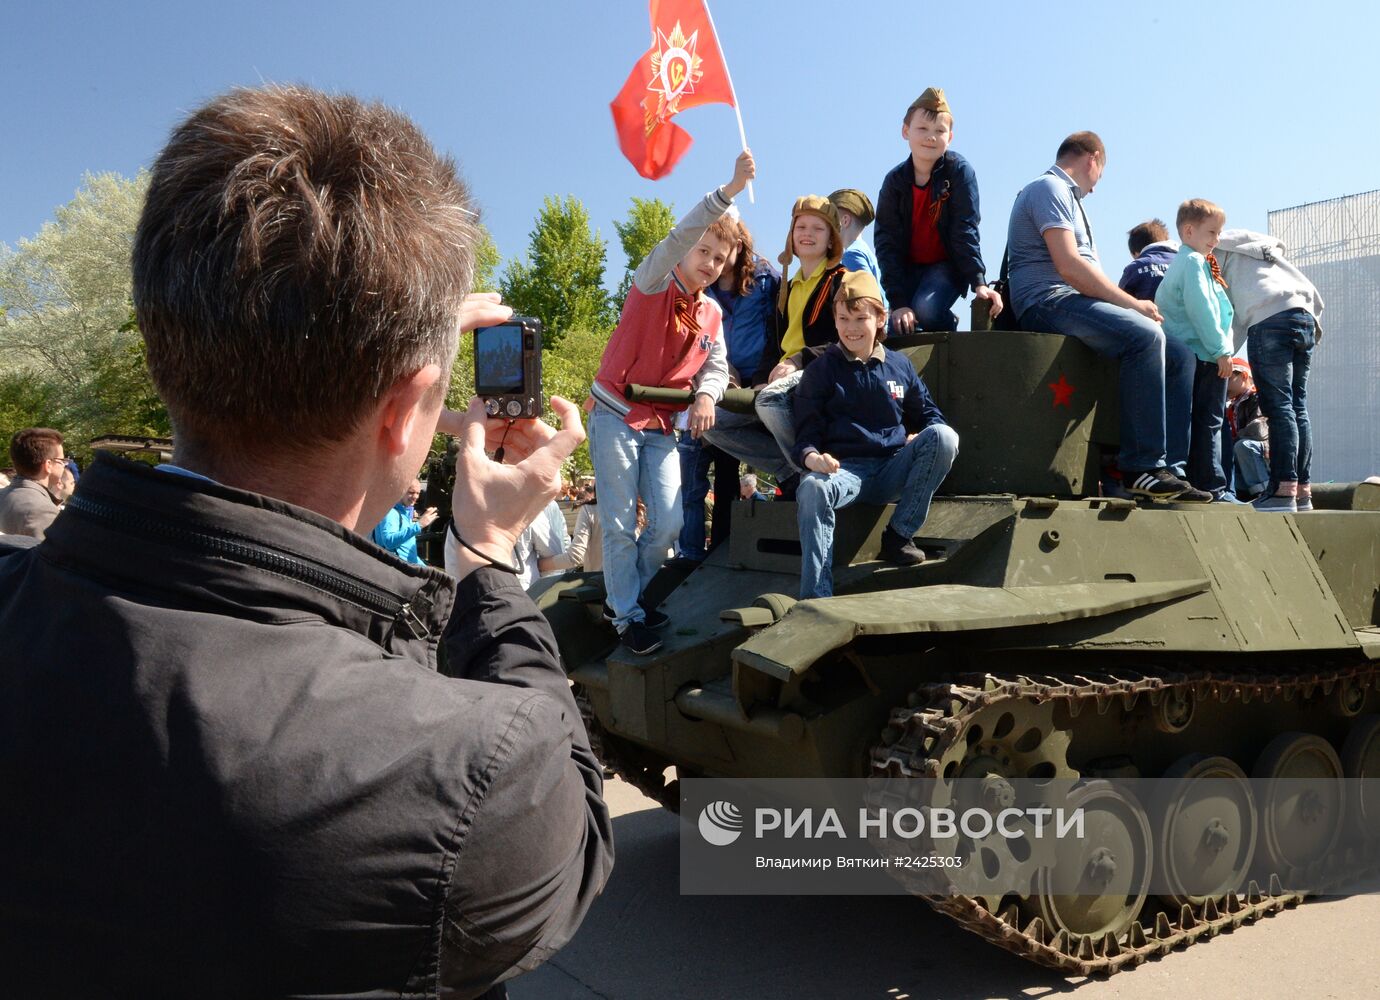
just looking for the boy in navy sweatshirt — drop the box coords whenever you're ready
[792,270,959,598]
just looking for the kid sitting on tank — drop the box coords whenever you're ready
[791,270,959,599]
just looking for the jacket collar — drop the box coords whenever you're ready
[832,341,887,365]
[8,476,59,505]
[41,453,455,666]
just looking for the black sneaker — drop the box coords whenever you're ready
[619,620,663,656]
[879,526,926,566]
[603,602,670,630]
[1125,468,1211,502]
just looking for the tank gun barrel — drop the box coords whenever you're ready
[623,384,758,415]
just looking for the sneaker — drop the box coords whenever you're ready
[1125,468,1212,502]
[879,526,926,566]
[618,620,663,656]
[603,602,670,630]
[1252,493,1298,513]
[1296,497,1314,512]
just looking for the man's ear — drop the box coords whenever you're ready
[376,363,444,458]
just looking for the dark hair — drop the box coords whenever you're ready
[724,219,760,298]
[133,85,481,456]
[1055,131,1105,164]
[9,428,63,478]
[1127,219,1169,257]
[832,294,888,341]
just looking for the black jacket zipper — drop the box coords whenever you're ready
[67,492,432,640]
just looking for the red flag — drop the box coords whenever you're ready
[610,0,736,180]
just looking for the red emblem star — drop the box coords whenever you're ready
[1048,374,1075,408]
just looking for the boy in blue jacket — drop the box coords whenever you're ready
[874,87,1002,333]
[793,270,959,598]
[1154,199,1234,501]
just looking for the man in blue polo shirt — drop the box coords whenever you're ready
[1007,131,1208,502]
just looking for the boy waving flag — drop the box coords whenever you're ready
[611,0,744,180]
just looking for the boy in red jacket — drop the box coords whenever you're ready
[588,151,755,655]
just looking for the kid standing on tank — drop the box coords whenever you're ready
[874,87,1002,334]
[588,150,755,656]
[792,270,958,599]
[1213,229,1325,513]
[1154,199,1235,501]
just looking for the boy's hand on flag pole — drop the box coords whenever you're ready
[725,149,755,199]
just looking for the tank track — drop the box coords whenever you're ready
[575,684,683,813]
[871,664,1380,976]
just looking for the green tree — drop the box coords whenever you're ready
[0,171,163,459]
[500,196,613,348]
[613,197,675,303]
[472,226,501,293]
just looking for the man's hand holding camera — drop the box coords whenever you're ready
[436,293,584,581]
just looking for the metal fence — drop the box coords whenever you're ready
[1268,191,1380,482]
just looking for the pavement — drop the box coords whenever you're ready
[510,776,1380,1000]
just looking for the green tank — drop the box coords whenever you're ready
[534,329,1380,975]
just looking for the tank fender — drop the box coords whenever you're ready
[732,579,1210,680]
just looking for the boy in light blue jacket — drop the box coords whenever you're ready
[1155,199,1234,500]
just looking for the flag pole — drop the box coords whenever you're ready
[700,0,753,203]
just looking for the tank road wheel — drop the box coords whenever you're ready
[1030,781,1153,941]
[1341,715,1380,840]
[1154,755,1257,907]
[930,700,1079,908]
[1252,733,1344,879]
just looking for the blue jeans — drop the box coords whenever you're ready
[1234,438,1270,496]
[677,431,712,560]
[888,260,966,334]
[677,432,737,559]
[588,406,681,630]
[755,371,803,472]
[1187,359,1228,496]
[1219,419,1236,495]
[1247,309,1314,486]
[1021,288,1194,473]
[796,425,959,599]
[701,406,795,480]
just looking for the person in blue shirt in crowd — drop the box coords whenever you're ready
[372,478,436,565]
[1118,219,1178,301]
[829,188,887,312]
[792,269,958,599]
[680,214,781,560]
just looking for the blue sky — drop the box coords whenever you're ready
[5,0,1378,290]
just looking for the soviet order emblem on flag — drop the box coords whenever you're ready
[610,0,736,180]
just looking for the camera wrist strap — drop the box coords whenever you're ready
[447,518,522,576]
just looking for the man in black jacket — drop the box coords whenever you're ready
[0,85,612,999]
